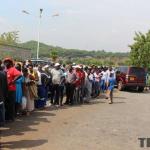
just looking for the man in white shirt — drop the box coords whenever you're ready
[84,69,92,102]
[100,68,107,92]
[50,63,63,105]
[106,67,116,83]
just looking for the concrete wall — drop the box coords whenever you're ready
[0,43,32,60]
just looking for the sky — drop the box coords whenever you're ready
[0,0,150,52]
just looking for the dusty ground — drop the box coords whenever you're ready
[0,90,150,150]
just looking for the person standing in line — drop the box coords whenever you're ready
[89,69,95,98]
[15,63,24,116]
[84,68,92,102]
[4,58,21,122]
[37,65,49,107]
[65,66,76,105]
[94,69,101,97]
[28,64,39,100]
[100,68,107,93]
[50,63,63,106]
[22,68,36,115]
[74,65,82,104]
[59,68,66,106]
[0,61,8,126]
[80,65,86,104]
[28,64,39,82]
[106,73,116,104]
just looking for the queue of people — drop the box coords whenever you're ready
[0,58,116,126]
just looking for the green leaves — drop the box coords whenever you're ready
[130,31,150,68]
[0,31,19,45]
[50,50,58,62]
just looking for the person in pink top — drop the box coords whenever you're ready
[4,58,21,122]
[93,69,101,97]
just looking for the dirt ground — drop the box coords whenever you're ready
[0,90,150,150]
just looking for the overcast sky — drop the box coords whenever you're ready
[0,0,150,52]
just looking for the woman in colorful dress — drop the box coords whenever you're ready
[22,68,36,115]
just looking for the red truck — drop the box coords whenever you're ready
[116,66,146,92]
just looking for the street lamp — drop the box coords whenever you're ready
[37,9,43,59]
[22,10,30,15]
[52,13,59,17]
[22,9,42,59]
[22,9,59,59]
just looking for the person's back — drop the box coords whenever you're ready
[51,68,63,85]
[94,71,100,82]
[0,70,8,126]
[75,70,82,87]
[0,71,8,103]
[101,70,107,81]
[66,70,76,84]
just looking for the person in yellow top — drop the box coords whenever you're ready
[27,64,39,101]
[28,64,39,82]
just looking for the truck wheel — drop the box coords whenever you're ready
[118,81,124,91]
[138,87,144,92]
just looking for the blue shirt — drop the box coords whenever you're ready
[108,77,116,90]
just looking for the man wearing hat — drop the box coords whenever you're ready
[50,63,63,106]
[4,58,21,121]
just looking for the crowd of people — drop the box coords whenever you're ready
[0,58,116,126]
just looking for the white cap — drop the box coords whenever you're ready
[74,65,82,69]
[42,65,49,71]
[54,63,60,67]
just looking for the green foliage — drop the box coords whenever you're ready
[0,51,12,59]
[74,58,118,66]
[50,50,58,62]
[129,31,150,68]
[19,41,129,62]
[64,57,72,65]
[0,31,129,66]
[74,58,102,66]
[0,31,19,44]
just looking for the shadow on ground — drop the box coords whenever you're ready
[114,96,126,99]
[0,93,126,149]
[0,139,48,149]
[0,111,56,137]
[123,89,150,94]
[0,110,55,149]
[113,101,126,104]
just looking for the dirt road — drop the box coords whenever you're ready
[1,90,150,150]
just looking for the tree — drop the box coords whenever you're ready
[50,50,58,62]
[129,31,150,68]
[0,31,19,45]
